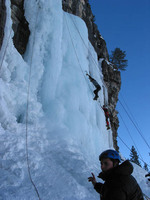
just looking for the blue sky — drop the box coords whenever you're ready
[89,0,150,168]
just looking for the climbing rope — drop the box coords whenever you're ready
[69,14,108,90]
[119,112,144,161]
[64,13,105,114]
[118,135,131,152]
[69,14,150,154]
[25,4,41,200]
[0,2,41,198]
[118,99,150,150]
[118,134,150,168]
[119,93,150,159]
[69,15,100,71]
[64,14,86,81]
[120,93,142,129]
[68,14,150,164]
[64,13,102,109]
[118,98,150,168]
[119,112,150,168]
[68,12,150,183]
[70,15,99,66]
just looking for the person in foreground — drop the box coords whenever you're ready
[88,149,144,200]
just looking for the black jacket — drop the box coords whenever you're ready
[94,160,144,200]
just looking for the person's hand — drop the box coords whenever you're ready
[85,71,89,76]
[88,173,97,186]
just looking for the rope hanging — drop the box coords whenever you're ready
[67,12,150,199]
[25,4,41,200]
[67,13,150,166]
[119,112,144,161]
[118,134,150,168]
[64,14,101,105]
[68,11,150,151]
[69,14,108,89]
[118,98,150,168]
[119,99,150,150]
[0,2,41,199]
[64,13,104,112]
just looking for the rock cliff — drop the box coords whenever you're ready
[0,0,6,50]
[10,0,30,54]
[0,0,30,54]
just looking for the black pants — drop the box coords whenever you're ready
[94,86,101,98]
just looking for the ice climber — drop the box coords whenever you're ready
[88,149,144,200]
[86,73,101,100]
[102,105,110,130]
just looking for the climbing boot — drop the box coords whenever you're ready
[93,96,97,100]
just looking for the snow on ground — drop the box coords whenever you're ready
[0,0,149,199]
[132,163,150,198]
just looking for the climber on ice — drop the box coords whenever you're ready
[86,73,101,100]
[102,105,110,130]
[88,149,144,200]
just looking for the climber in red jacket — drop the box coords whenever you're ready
[102,105,110,130]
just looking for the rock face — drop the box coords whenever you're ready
[11,0,30,54]
[102,60,121,151]
[62,0,121,150]
[0,0,6,50]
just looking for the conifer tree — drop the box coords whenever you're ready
[143,163,149,172]
[129,146,141,167]
[110,47,128,71]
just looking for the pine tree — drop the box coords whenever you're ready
[110,47,128,71]
[143,163,149,171]
[129,146,141,167]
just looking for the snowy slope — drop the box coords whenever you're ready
[0,0,149,199]
[132,163,150,198]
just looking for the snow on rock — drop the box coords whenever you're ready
[0,0,149,199]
